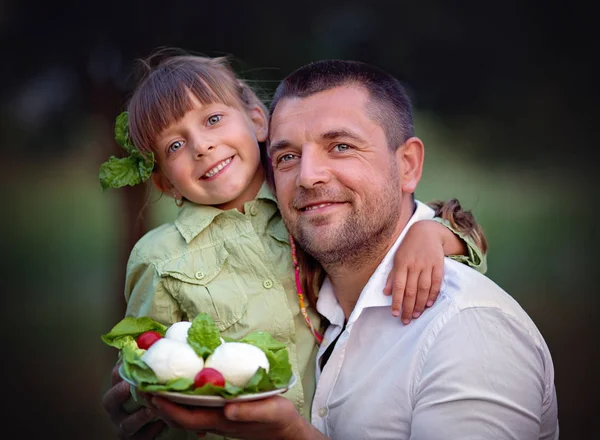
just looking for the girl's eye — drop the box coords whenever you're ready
[333,143,350,152]
[207,115,222,125]
[168,141,184,153]
[278,153,297,163]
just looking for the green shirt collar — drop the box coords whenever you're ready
[174,181,278,243]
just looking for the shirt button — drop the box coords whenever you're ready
[318,407,328,417]
[195,271,205,280]
[263,279,274,289]
[249,205,258,216]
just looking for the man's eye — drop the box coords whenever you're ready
[207,115,222,125]
[278,153,297,163]
[333,143,350,152]
[168,141,184,153]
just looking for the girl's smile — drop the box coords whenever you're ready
[200,155,234,180]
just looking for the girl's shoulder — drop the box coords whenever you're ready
[129,221,186,263]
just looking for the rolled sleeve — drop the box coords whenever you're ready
[433,217,487,274]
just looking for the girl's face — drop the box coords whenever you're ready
[152,94,268,212]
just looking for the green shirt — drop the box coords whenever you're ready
[124,183,321,440]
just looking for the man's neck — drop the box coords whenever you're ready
[325,262,381,319]
[324,198,416,320]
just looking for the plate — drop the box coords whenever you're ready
[119,364,297,407]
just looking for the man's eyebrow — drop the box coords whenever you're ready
[321,129,366,144]
[268,139,291,156]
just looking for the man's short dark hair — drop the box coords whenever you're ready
[269,60,414,149]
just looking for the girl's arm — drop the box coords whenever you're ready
[385,198,488,324]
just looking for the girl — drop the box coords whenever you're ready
[100,50,487,440]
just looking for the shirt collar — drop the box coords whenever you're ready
[316,200,436,326]
[174,180,277,243]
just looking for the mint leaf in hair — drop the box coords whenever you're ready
[99,154,153,191]
[114,111,137,154]
[136,150,154,183]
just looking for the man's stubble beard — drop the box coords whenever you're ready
[284,167,403,270]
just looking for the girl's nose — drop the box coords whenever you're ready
[193,143,215,159]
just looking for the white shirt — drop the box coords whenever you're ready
[311,201,559,440]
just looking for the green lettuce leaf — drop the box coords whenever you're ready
[188,381,242,397]
[101,316,166,348]
[239,331,287,353]
[187,313,222,359]
[265,349,293,388]
[242,367,274,393]
[121,344,158,386]
[142,377,194,393]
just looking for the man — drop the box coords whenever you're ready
[123,60,560,439]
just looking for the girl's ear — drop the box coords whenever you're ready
[248,105,269,142]
[151,172,180,199]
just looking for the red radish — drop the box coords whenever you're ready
[194,368,226,388]
[137,331,162,349]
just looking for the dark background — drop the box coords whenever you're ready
[2,1,596,438]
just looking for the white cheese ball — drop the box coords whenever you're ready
[141,338,204,384]
[204,342,269,387]
[165,321,192,343]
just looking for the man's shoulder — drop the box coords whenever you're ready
[442,258,519,307]
[438,258,542,334]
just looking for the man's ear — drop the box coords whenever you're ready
[151,172,180,199]
[248,105,269,143]
[396,136,424,194]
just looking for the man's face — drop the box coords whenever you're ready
[269,85,406,266]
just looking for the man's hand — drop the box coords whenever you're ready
[151,395,328,440]
[102,364,166,439]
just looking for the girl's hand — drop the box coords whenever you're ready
[384,220,466,325]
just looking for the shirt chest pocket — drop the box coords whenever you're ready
[158,245,248,331]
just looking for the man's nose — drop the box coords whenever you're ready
[297,150,330,188]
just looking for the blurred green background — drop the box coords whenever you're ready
[2,1,596,439]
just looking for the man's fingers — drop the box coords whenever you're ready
[119,407,159,438]
[152,396,229,431]
[389,266,408,317]
[224,397,289,424]
[401,270,420,325]
[111,363,123,386]
[102,380,132,422]
[118,419,165,440]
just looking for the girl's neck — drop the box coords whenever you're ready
[213,165,266,213]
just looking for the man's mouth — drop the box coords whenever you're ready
[299,201,348,212]
[201,156,233,179]
[301,203,335,212]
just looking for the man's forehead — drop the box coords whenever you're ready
[270,85,370,133]
[275,85,368,113]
